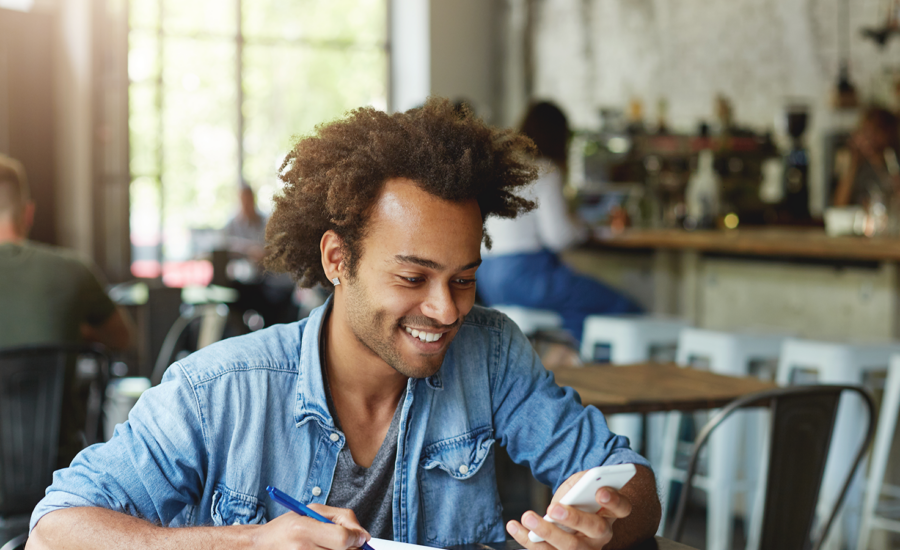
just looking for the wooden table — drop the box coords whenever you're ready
[550,362,778,415]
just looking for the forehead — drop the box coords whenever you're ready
[361,178,482,258]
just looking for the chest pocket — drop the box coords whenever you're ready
[211,484,267,526]
[419,426,504,546]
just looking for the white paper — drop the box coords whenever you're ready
[369,538,436,550]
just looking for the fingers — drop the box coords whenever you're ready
[308,504,369,537]
[506,511,612,550]
[544,504,612,542]
[504,485,634,550]
[292,506,370,550]
[593,487,632,520]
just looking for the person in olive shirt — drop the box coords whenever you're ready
[0,154,133,465]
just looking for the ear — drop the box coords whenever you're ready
[320,230,345,284]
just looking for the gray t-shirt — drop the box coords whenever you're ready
[321,360,401,540]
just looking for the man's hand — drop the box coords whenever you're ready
[505,466,660,550]
[251,504,371,550]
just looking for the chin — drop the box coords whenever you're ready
[391,356,445,380]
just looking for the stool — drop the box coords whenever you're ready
[491,305,563,336]
[857,355,900,550]
[765,338,900,550]
[656,328,783,550]
[580,315,688,364]
[579,315,688,466]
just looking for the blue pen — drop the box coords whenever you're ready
[266,485,377,550]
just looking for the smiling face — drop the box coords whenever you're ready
[335,178,483,379]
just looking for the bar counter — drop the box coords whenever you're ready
[561,227,900,341]
[589,227,900,262]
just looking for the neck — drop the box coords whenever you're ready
[323,298,408,411]
[0,221,23,244]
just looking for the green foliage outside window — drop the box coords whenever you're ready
[128,0,387,271]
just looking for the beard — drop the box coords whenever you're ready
[343,278,460,379]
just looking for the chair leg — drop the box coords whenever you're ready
[819,388,870,550]
[856,361,900,550]
[707,410,740,550]
[609,414,643,454]
[656,410,682,536]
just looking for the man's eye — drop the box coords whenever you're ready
[404,277,424,283]
[454,278,476,286]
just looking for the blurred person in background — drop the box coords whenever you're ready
[220,182,299,326]
[478,101,641,344]
[833,106,900,207]
[222,182,267,261]
[0,154,133,465]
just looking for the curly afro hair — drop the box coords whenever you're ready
[264,97,539,288]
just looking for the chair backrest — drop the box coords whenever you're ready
[670,384,876,550]
[151,303,231,385]
[0,344,109,517]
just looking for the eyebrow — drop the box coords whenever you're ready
[394,255,482,272]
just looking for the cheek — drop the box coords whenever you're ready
[456,288,477,314]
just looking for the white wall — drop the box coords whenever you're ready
[530,0,900,213]
[390,0,430,113]
[429,0,500,123]
[55,0,94,255]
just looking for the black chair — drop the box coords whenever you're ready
[0,344,110,545]
[670,384,876,550]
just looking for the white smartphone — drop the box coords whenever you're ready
[527,463,637,543]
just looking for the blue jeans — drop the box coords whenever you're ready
[478,250,642,342]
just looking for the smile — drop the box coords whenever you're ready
[404,326,445,343]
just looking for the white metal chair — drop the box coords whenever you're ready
[579,315,688,463]
[491,305,563,336]
[857,354,900,550]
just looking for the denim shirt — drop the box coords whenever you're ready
[31,299,649,547]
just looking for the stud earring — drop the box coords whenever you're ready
[331,277,340,286]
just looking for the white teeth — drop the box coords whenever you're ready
[404,326,442,343]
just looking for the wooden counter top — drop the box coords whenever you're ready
[588,227,900,262]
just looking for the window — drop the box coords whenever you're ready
[128,0,388,285]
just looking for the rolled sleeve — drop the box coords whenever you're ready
[491,315,650,492]
[30,364,207,533]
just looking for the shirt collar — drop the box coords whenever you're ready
[294,295,335,428]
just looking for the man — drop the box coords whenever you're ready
[28,99,660,549]
[222,183,268,262]
[0,154,133,465]
[221,182,299,326]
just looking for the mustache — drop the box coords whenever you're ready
[399,315,462,331]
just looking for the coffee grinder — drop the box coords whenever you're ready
[782,104,811,221]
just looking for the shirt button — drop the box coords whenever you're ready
[330,433,340,442]
[312,486,322,497]
[459,464,469,474]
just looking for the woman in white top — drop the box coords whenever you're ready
[479,101,640,343]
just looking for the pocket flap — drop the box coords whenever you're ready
[422,426,495,480]
[211,484,266,526]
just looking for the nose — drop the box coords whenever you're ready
[422,282,459,327]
